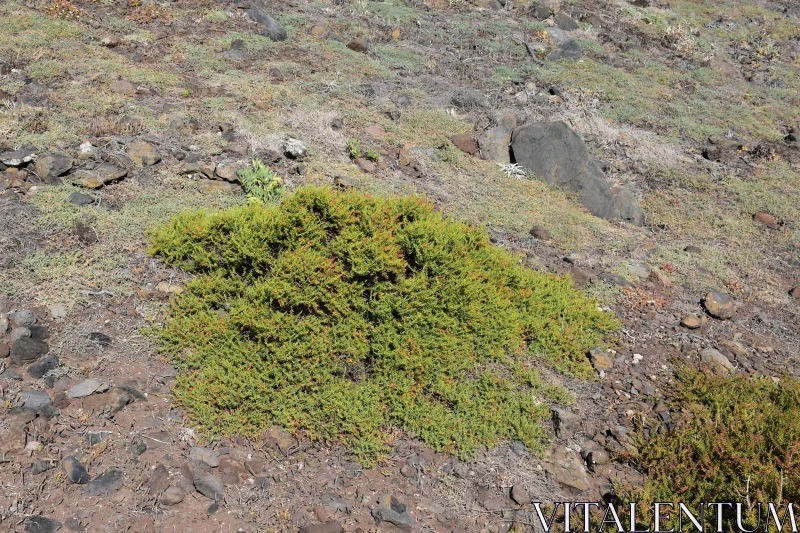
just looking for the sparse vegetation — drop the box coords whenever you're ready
[624,365,800,530]
[146,187,617,464]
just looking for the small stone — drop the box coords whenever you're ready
[355,158,377,173]
[214,162,242,182]
[627,262,650,279]
[27,355,60,379]
[543,446,591,495]
[510,485,530,505]
[548,39,582,61]
[148,464,170,494]
[563,252,586,265]
[25,516,62,533]
[53,391,69,409]
[68,192,95,206]
[110,80,135,95]
[0,367,22,380]
[453,463,470,479]
[347,38,369,53]
[64,517,85,532]
[753,212,778,229]
[588,347,613,372]
[129,442,147,456]
[680,315,702,329]
[700,348,735,376]
[245,8,287,41]
[160,486,185,505]
[10,327,31,342]
[554,12,579,30]
[31,460,55,474]
[283,138,308,160]
[193,471,225,500]
[190,447,220,468]
[68,378,104,399]
[703,291,735,320]
[310,24,328,38]
[9,309,37,326]
[400,464,416,478]
[371,494,415,532]
[569,266,593,287]
[20,390,52,411]
[1,146,35,167]
[83,469,124,496]
[87,332,112,345]
[85,431,112,446]
[684,245,702,253]
[552,408,581,440]
[126,140,161,167]
[529,225,551,240]
[100,35,122,47]
[34,152,73,184]
[62,456,90,484]
[789,286,799,299]
[451,134,478,155]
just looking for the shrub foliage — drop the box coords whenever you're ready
[146,187,617,464]
[626,366,800,530]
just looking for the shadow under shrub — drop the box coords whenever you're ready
[622,365,800,530]
[146,186,617,464]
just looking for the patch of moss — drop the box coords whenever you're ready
[624,365,800,530]
[146,187,617,464]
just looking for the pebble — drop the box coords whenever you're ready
[27,355,60,379]
[529,225,551,240]
[10,338,49,364]
[371,494,415,532]
[20,390,52,411]
[680,315,702,329]
[700,348,734,375]
[62,456,90,484]
[8,309,36,326]
[190,446,221,468]
[510,484,530,505]
[193,471,225,500]
[10,327,32,342]
[25,516,62,533]
[703,291,735,320]
[160,486,185,505]
[31,460,55,474]
[82,469,124,496]
[68,378,105,399]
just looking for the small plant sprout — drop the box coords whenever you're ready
[347,138,361,159]
[238,160,284,205]
[364,148,381,162]
[498,162,528,179]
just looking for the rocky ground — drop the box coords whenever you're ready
[1,0,799,531]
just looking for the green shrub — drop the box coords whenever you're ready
[364,148,380,162]
[346,138,361,159]
[146,187,617,464]
[624,366,800,530]
[238,160,284,204]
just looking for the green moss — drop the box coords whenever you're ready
[625,366,800,530]
[146,187,617,465]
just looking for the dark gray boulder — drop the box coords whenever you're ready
[548,39,582,61]
[510,121,642,225]
[246,8,287,42]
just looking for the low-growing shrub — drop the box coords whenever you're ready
[623,365,800,530]
[146,187,617,464]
